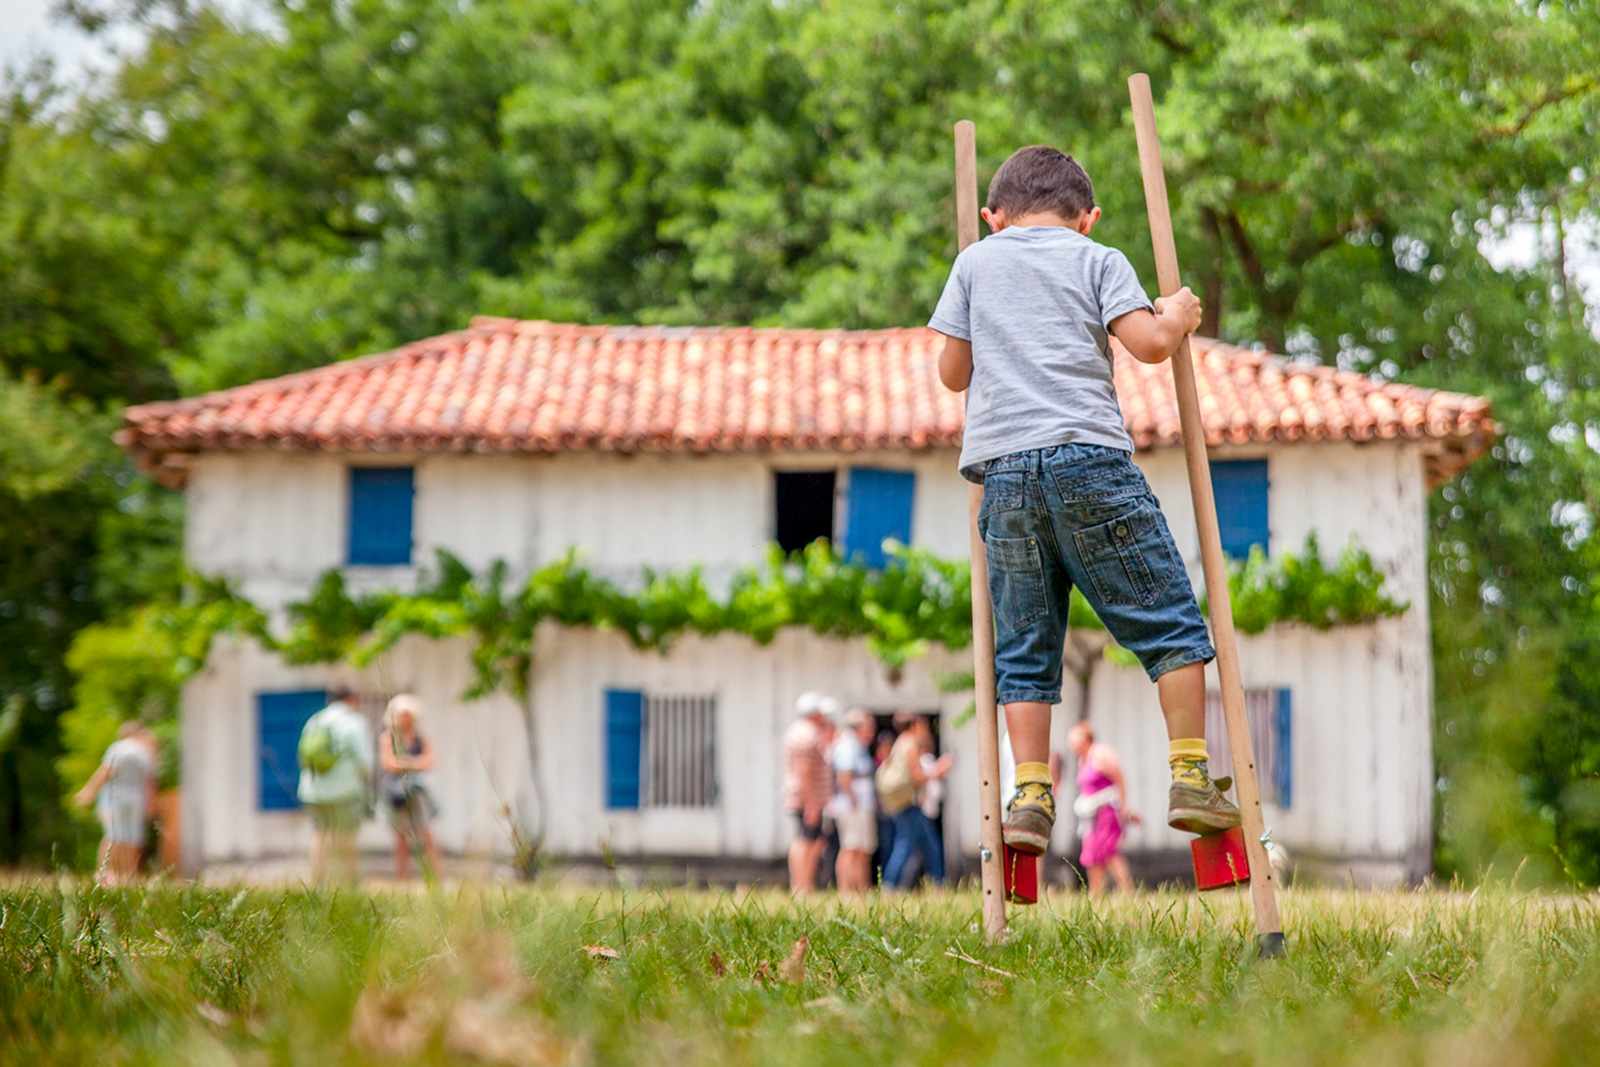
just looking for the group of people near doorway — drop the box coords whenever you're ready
[783,691,1140,896]
[783,693,955,896]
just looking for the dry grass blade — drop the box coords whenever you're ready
[944,948,1016,979]
[350,986,433,1058]
[780,936,808,985]
[444,999,572,1067]
[195,1001,232,1028]
[350,930,573,1066]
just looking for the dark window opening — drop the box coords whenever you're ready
[774,470,836,554]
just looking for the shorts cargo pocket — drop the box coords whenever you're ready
[1074,500,1180,607]
[978,472,1025,521]
[984,535,1049,630]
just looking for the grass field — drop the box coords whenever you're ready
[5,882,1600,1065]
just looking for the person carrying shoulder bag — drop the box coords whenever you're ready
[879,713,953,890]
[378,694,442,881]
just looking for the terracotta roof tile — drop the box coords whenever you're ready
[119,319,1494,486]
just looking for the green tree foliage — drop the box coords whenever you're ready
[54,578,268,862]
[0,372,180,863]
[1,0,1598,872]
[1215,534,1407,635]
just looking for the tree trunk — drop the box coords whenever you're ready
[1222,209,1292,352]
[1199,207,1225,339]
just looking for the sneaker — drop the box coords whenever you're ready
[1004,781,1056,855]
[1168,775,1241,834]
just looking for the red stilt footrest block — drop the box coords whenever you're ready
[1191,827,1250,891]
[1003,845,1038,905]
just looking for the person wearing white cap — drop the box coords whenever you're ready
[781,692,834,895]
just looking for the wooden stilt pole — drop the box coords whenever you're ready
[1127,74,1285,957]
[953,120,1008,946]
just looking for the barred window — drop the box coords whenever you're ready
[605,689,718,810]
[1203,688,1293,808]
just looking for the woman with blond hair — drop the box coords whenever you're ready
[378,694,442,880]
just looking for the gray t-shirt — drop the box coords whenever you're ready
[928,226,1153,479]
[98,738,155,812]
[832,732,876,809]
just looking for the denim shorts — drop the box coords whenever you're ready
[977,445,1215,702]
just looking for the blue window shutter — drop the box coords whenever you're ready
[347,467,415,565]
[841,468,915,568]
[1274,687,1293,809]
[1209,459,1269,559]
[257,689,327,810]
[605,689,645,810]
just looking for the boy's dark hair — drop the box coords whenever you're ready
[985,146,1095,219]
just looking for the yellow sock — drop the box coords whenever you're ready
[1015,761,1051,787]
[1168,739,1209,788]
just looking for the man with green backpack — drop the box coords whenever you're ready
[297,685,373,884]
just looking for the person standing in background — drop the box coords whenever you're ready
[297,685,373,885]
[815,712,842,890]
[831,708,879,894]
[872,728,897,885]
[781,692,834,896]
[75,721,158,885]
[918,743,949,885]
[881,713,953,890]
[1054,721,1139,895]
[378,694,442,881]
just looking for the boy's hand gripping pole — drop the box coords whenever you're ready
[953,120,1011,944]
[1128,74,1285,958]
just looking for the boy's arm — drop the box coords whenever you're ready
[1109,286,1203,364]
[936,333,973,391]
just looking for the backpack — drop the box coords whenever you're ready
[298,714,341,775]
[875,749,916,816]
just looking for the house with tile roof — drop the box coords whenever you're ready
[122,318,1493,886]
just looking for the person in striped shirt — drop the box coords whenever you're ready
[782,692,838,896]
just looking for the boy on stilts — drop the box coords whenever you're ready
[930,146,1239,855]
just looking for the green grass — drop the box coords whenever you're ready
[5,881,1600,1065]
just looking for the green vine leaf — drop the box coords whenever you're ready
[59,533,1407,790]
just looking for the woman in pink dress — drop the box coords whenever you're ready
[1057,721,1139,895]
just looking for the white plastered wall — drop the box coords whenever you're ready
[179,439,1434,880]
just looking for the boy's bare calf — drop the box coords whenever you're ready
[1004,661,1204,769]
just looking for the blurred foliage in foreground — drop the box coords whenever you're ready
[1,0,1598,876]
[10,884,1600,1064]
